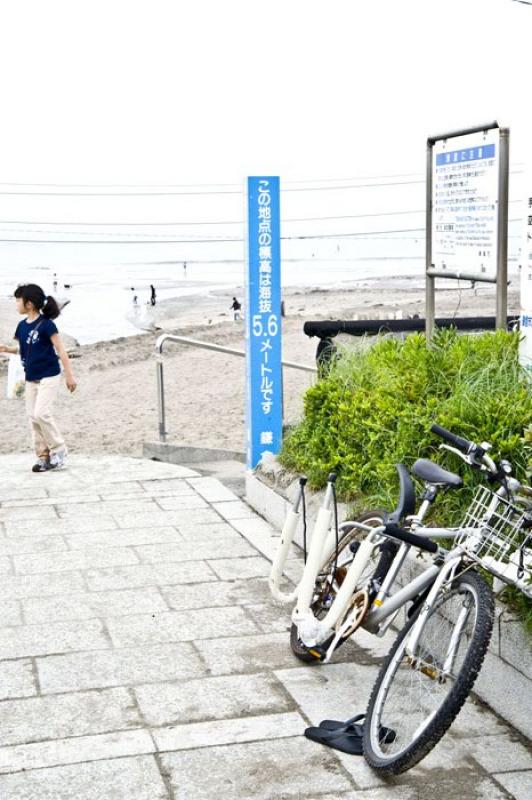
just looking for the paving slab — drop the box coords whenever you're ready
[0,617,109,659]
[0,452,529,800]
[135,672,294,726]
[0,729,154,775]
[63,525,185,549]
[493,771,532,800]
[0,556,13,574]
[13,545,140,575]
[37,641,206,694]
[0,659,37,700]
[0,599,22,627]
[22,586,169,624]
[0,755,169,800]
[84,559,217,591]
[0,687,140,746]
[153,710,304,752]
[0,533,68,556]
[0,570,86,600]
[160,737,354,800]
[106,605,259,648]
[161,576,274,610]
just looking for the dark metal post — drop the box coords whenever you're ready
[156,358,167,442]
[425,140,435,342]
[496,127,510,329]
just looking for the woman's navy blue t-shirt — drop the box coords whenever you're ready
[14,317,61,382]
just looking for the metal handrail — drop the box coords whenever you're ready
[155,333,317,442]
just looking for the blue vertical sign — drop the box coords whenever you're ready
[245,176,283,469]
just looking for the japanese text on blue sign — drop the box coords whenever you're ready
[245,177,282,469]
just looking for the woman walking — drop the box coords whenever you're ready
[0,284,77,472]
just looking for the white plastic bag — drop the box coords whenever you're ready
[6,355,25,399]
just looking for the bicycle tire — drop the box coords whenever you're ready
[290,510,396,663]
[363,570,494,774]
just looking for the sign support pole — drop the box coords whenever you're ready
[425,140,435,342]
[496,127,510,330]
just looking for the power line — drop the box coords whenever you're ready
[0,178,465,196]
[0,204,524,228]
[0,218,525,243]
[0,209,428,227]
[0,180,425,196]
[0,164,524,190]
[0,227,425,244]
[0,174,425,188]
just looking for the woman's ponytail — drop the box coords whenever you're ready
[42,295,60,320]
[14,284,61,319]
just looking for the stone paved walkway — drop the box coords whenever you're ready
[0,453,530,800]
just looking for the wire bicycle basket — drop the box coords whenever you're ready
[457,486,532,599]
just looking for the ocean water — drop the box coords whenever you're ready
[0,170,525,343]
[0,251,521,345]
[0,234,432,343]
[0,203,522,344]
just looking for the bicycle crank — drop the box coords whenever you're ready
[340,589,370,638]
[323,590,370,663]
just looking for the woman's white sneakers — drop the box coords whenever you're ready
[48,451,66,470]
[32,451,66,472]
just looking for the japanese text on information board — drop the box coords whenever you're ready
[245,177,282,469]
[432,130,499,278]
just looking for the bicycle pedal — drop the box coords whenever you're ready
[406,655,439,680]
[306,646,327,662]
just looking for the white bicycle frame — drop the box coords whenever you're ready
[269,466,513,665]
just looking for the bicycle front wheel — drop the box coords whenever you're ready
[363,570,494,774]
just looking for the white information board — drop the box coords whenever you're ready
[432,129,500,279]
[520,186,532,371]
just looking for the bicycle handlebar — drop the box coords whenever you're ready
[384,523,439,554]
[430,423,492,465]
[430,424,473,453]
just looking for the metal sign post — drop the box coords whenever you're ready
[425,122,510,340]
[520,183,532,371]
[245,176,283,469]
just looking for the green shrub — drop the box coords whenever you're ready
[280,329,532,626]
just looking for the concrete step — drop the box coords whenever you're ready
[142,441,246,497]
[186,459,246,498]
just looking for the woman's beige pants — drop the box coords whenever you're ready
[25,375,66,458]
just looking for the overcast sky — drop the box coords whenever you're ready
[0,0,529,187]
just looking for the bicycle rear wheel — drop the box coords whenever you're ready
[290,510,396,663]
[363,570,494,774]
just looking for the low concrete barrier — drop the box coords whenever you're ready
[144,441,246,465]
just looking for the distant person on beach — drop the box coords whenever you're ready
[150,284,156,306]
[183,261,187,277]
[0,283,77,473]
[230,297,242,320]
[53,273,58,292]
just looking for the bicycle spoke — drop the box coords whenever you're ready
[373,584,478,758]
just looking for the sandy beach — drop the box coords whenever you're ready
[0,278,521,459]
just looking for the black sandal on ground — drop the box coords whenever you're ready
[304,713,395,756]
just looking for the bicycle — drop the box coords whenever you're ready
[269,424,532,773]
